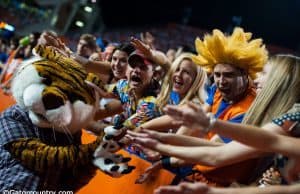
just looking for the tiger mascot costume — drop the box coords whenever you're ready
[0,45,134,191]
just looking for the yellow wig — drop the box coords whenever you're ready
[192,27,268,79]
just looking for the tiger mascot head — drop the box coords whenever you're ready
[11,45,102,134]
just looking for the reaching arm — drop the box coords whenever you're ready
[158,142,263,167]
[130,37,171,70]
[128,129,221,147]
[154,182,300,194]
[212,120,300,158]
[211,183,300,194]
[134,115,180,132]
[94,99,123,120]
[39,31,112,76]
[129,130,264,167]
[71,53,112,75]
[164,102,300,158]
[85,60,112,75]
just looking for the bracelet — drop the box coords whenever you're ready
[161,157,171,168]
[203,113,217,133]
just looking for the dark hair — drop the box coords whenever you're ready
[79,34,97,50]
[112,42,135,56]
[30,31,41,47]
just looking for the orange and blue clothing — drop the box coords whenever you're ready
[206,84,256,142]
[187,85,258,186]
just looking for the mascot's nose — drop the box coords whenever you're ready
[42,92,65,110]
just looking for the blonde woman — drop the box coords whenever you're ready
[133,52,207,134]
[157,52,207,110]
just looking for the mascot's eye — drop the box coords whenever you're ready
[42,93,64,110]
[43,76,52,85]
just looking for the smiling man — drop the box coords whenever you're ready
[193,27,268,143]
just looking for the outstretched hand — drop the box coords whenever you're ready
[163,102,210,132]
[135,160,162,184]
[85,80,112,99]
[130,37,152,58]
[126,129,160,150]
[154,182,210,194]
[38,32,71,57]
[140,31,155,50]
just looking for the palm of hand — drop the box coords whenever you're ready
[180,104,209,130]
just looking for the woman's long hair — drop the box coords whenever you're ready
[243,54,300,126]
[156,53,207,111]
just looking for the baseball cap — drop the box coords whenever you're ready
[128,50,156,67]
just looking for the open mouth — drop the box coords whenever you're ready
[219,87,230,93]
[173,78,184,87]
[114,70,123,75]
[130,74,142,83]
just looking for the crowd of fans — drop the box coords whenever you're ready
[0,25,299,194]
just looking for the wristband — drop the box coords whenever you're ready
[203,113,217,133]
[161,157,171,168]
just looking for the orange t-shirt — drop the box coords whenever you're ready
[207,86,256,140]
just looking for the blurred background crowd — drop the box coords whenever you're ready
[1,0,299,67]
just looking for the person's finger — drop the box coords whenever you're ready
[134,137,159,150]
[130,37,139,46]
[172,120,184,126]
[144,149,161,161]
[140,33,145,42]
[127,130,149,138]
[85,80,108,97]
[131,38,151,54]
[130,136,149,146]
[135,161,161,183]
[44,34,59,47]
[131,37,143,46]
[163,105,183,118]
[139,128,165,140]
[135,173,149,184]
[139,128,155,135]
[187,101,201,112]
[145,32,154,41]
[124,134,135,142]
[131,143,146,152]
[154,185,182,194]
[262,178,280,185]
